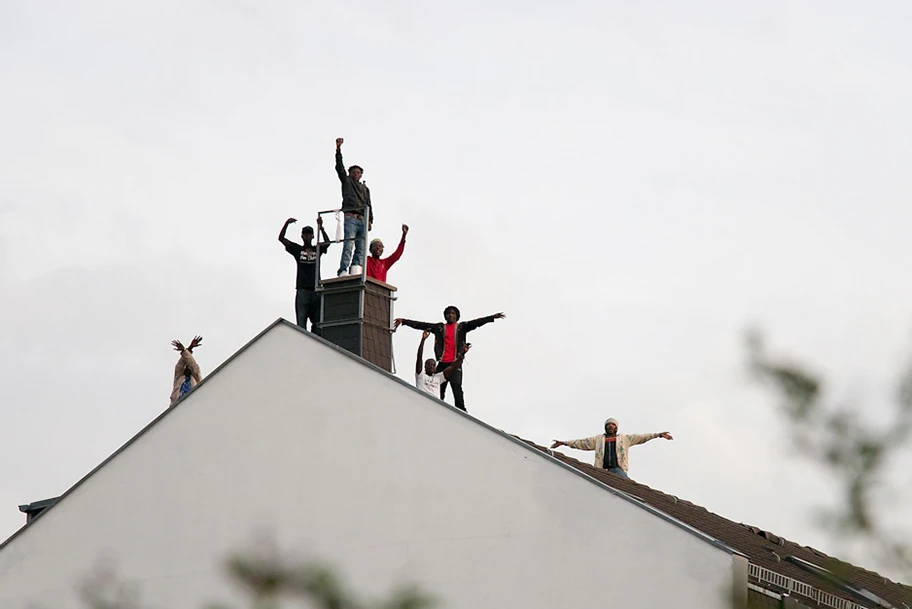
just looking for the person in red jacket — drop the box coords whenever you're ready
[394,306,505,412]
[366,224,408,283]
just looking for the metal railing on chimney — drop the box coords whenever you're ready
[316,204,371,286]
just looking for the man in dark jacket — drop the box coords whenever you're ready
[394,306,506,412]
[335,137,373,276]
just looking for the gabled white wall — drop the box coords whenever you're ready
[0,321,738,609]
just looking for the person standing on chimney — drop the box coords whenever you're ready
[335,137,373,276]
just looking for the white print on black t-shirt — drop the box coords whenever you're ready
[299,249,318,263]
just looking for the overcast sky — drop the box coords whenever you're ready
[2,0,911,582]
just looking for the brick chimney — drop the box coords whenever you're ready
[318,275,396,372]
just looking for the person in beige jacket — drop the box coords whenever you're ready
[551,418,672,479]
[170,336,202,406]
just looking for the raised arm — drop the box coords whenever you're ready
[393,318,435,331]
[171,339,186,381]
[627,432,674,447]
[181,350,202,383]
[442,343,470,380]
[335,138,347,182]
[317,216,332,247]
[384,225,408,266]
[185,336,203,381]
[416,330,429,375]
[278,218,297,248]
[171,338,202,383]
[463,312,506,332]
[550,436,599,451]
[173,353,187,382]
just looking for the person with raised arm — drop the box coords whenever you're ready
[415,330,470,402]
[279,216,331,333]
[170,335,203,406]
[394,306,505,412]
[367,224,408,283]
[334,137,373,276]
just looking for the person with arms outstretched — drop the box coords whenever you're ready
[367,224,408,283]
[279,216,331,333]
[335,137,373,276]
[170,336,203,406]
[415,330,470,400]
[550,418,673,479]
[394,306,505,412]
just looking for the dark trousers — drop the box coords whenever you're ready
[295,288,321,335]
[437,361,466,412]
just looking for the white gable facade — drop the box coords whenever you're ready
[0,321,745,609]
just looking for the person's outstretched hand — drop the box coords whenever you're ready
[171,339,185,352]
[189,336,203,351]
[494,312,506,319]
[336,137,343,148]
[659,432,673,440]
[392,318,403,330]
[550,440,564,449]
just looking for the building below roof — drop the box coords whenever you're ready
[2,320,909,609]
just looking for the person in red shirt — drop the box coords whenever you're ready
[366,224,408,283]
[394,305,506,412]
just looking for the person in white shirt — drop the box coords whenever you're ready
[415,330,470,405]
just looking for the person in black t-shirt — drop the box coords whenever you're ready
[279,216,330,334]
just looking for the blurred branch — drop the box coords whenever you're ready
[80,547,435,609]
[79,563,139,609]
[746,329,912,573]
[224,550,434,609]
